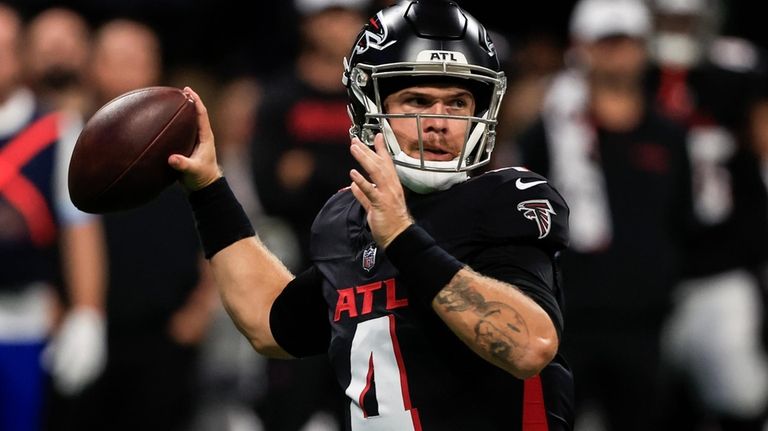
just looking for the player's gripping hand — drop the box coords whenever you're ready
[168,86,222,191]
[349,133,413,248]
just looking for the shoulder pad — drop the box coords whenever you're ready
[472,167,569,249]
[309,188,360,261]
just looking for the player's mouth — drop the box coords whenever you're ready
[420,147,457,161]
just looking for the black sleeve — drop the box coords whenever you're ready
[468,243,564,341]
[269,265,330,357]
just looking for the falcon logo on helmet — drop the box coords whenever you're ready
[354,13,396,54]
[517,199,557,239]
[481,27,497,58]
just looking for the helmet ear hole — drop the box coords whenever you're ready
[361,126,377,145]
[352,68,370,89]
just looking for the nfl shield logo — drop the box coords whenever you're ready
[362,243,377,272]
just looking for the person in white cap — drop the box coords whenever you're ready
[517,0,695,429]
[647,0,768,429]
[569,0,652,44]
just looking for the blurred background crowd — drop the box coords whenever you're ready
[2,0,768,430]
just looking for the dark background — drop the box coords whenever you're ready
[4,1,766,83]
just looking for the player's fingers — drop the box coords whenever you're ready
[371,134,398,177]
[350,168,378,199]
[373,133,389,158]
[350,138,372,162]
[365,134,401,189]
[350,139,388,184]
[349,182,371,212]
[183,87,214,143]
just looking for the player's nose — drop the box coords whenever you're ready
[422,103,450,132]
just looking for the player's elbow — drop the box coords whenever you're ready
[250,337,293,359]
[227,310,291,359]
[244,323,294,359]
[511,332,558,379]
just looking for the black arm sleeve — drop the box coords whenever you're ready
[269,265,330,358]
[469,243,564,341]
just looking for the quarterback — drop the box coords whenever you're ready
[170,1,574,429]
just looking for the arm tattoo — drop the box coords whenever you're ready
[435,273,529,364]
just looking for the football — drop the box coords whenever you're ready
[68,86,198,213]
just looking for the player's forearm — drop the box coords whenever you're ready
[432,268,558,379]
[385,224,558,377]
[60,219,106,311]
[210,236,294,358]
[185,176,294,357]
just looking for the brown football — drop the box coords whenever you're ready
[68,86,198,213]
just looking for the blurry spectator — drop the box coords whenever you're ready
[46,18,217,431]
[22,6,92,117]
[749,99,768,349]
[189,75,304,431]
[248,0,371,429]
[490,33,565,169]
[0,3,107,431]
[88,18,162,108]
[647,1,768,429]
[215,77,263,221]
[251,0,368,271]
[214,75,301,272]
[516,0,695,429]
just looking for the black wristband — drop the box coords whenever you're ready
[385,224,464,306]
[188,177,255,259]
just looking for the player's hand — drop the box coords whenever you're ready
[42,307,107,396]
[349,134,413,248]
[168,86,222,191]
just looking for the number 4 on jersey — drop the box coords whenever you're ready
[346,315,422,430]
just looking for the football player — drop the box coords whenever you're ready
[169,1,573,429]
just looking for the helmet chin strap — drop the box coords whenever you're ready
[381,118,469,194]
[393,154,468,194]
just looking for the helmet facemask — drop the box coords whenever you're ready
[344,58,507,193]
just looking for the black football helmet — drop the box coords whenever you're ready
[342,0,507,193]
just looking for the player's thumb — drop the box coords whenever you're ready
[168,154,200,191]
[168,153,191,172]
[169,153,222,191]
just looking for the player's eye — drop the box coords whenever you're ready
[449,98,468,109]
[406,96,430,107]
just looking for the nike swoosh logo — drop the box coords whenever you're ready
[515,178,547,190]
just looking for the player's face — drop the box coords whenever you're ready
[383,85,476,161]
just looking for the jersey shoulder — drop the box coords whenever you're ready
[309,187,362,261]
[466,167,570,249]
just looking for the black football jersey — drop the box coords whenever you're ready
[272,167,573,430]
